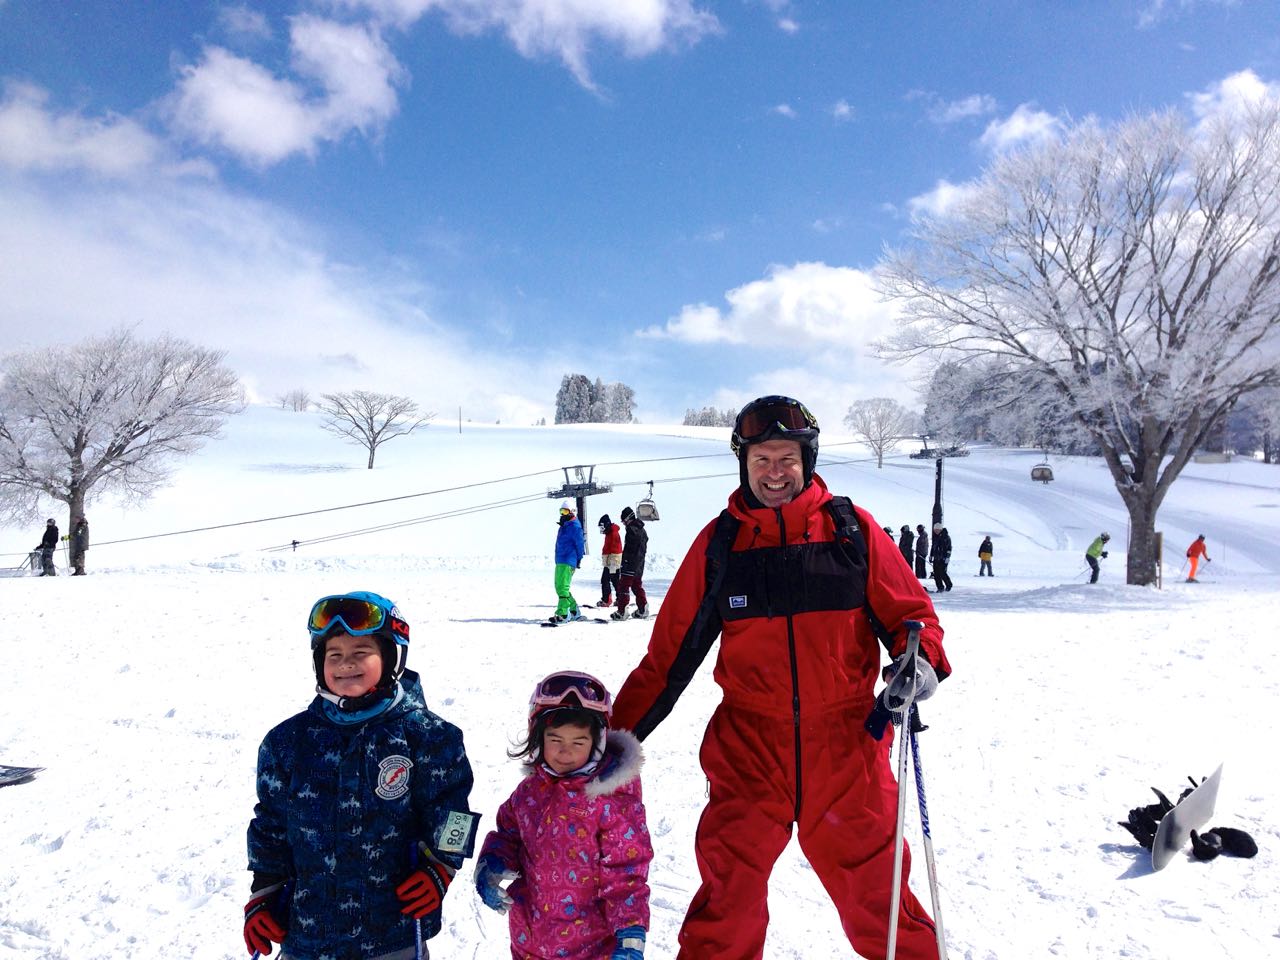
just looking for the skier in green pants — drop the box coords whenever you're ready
[550,501,586,624]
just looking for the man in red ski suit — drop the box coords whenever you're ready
[611,396,951,960]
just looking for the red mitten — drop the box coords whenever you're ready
[243,889,287,956]
[396,859,454,918]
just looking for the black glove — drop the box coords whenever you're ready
[1101,551,1109,558]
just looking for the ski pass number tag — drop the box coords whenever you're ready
[436,810,480,858]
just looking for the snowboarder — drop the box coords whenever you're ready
[914,523,929,579]
[68,515,88,576]
[978,535,993,577]
[550,501,585,624]
[898,524,915,567]
[930,523,953,592]
[36,519,58,576]
[613,505,649,621]
[244,591,478,960]
[1186,534,1211,582]
[611,395,950,960]
[475,670,652,960]
[1085,532,1110,583]
[597,514,622,606]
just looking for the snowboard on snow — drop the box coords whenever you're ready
[540,616,610,627]
[1151,763,1224,871]
[0,764,44,788]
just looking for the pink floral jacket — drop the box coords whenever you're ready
[479,730,652,960]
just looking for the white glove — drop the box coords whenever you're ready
[883,653,938,714]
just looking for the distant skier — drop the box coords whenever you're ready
[597,514,622,607]
[551,502,586,624]
[36,519,58,576]
[1185,534,1211,583]
[612,506,649,621]
[898,524,914,567]
[68,515,89,576]
[930,523,953,592]
[978,535,994,577]
[1085,532,1110,584]
[914,523,929,578]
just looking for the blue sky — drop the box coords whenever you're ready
[1,0,1277,426]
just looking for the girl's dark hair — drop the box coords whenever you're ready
[508,706,605,763]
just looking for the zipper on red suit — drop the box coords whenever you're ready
[777,507,804,823]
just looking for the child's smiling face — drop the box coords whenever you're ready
[542,720,595,774]
[322,632,383,698]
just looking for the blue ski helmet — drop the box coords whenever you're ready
[307,591,409,689]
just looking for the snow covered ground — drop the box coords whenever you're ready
[2,407,1278,959]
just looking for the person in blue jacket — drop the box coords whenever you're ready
[244,591,479,960]
[551,500,586,624]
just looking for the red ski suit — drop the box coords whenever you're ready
[612,475,951,960]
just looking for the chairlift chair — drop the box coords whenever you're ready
[1031,462,1054,483]
[636,480,660,521]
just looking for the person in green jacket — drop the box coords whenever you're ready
[1085,532,1111,583]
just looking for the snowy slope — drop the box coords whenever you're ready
[1,407,1277,960]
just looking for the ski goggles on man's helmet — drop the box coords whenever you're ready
[308,593,406,643]
[529,670,613,721]
[730,395,819,457]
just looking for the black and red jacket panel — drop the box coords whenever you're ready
[612,475,950,739]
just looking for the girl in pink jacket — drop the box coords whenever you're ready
[475,671,652,960]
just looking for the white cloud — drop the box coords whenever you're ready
[931,93,996,124]
[0,82,203,178]
[978,103,1060,152]
[217,4,273,42]
[906,178,981,219]
[638,262,899,348]
[0,176,553,421]
[1137,0,1239,29]
[831,99,854,121]
[772,103,797,118]
[777,17,799,33]
[1187,69,1280,125]
[168,16,405,166]
[331,0,721,91]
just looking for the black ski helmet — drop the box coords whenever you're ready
[731,395,820,488]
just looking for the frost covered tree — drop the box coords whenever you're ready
[604,382,636,423]
[843,398,917,468]
[318,390,433,469]
[879,102,1280,584]
[277,389,312,411]
[555,374,593,424]
[683,406,736,427]
[0,329,243,525]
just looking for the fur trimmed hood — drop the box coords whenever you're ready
[584,729,643,798]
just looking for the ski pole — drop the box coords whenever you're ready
[886,620,923,960]
[410,841,425,960]
[910,704,948,960]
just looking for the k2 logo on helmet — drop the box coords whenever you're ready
[376,755,413,799]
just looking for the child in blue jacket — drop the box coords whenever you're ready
[550,501,586,624]
[244,591,479,960]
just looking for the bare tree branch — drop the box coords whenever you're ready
[878,102,1280,584]
[318,390,434,469]
[0,328,244,526]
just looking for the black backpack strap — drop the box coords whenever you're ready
[825,496,896,657]
[628,511,738,741]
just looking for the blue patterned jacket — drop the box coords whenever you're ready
[247,671,476,960]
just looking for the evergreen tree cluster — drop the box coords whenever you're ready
[554,374,636,424]
[682,406,736,427]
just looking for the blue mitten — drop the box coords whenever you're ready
[610,925,646,960]
[474,854,517,914]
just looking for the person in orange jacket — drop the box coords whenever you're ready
[611,395,950,960]
[1186,534,1211,582]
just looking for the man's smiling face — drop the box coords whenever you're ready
[745,438,805,508]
